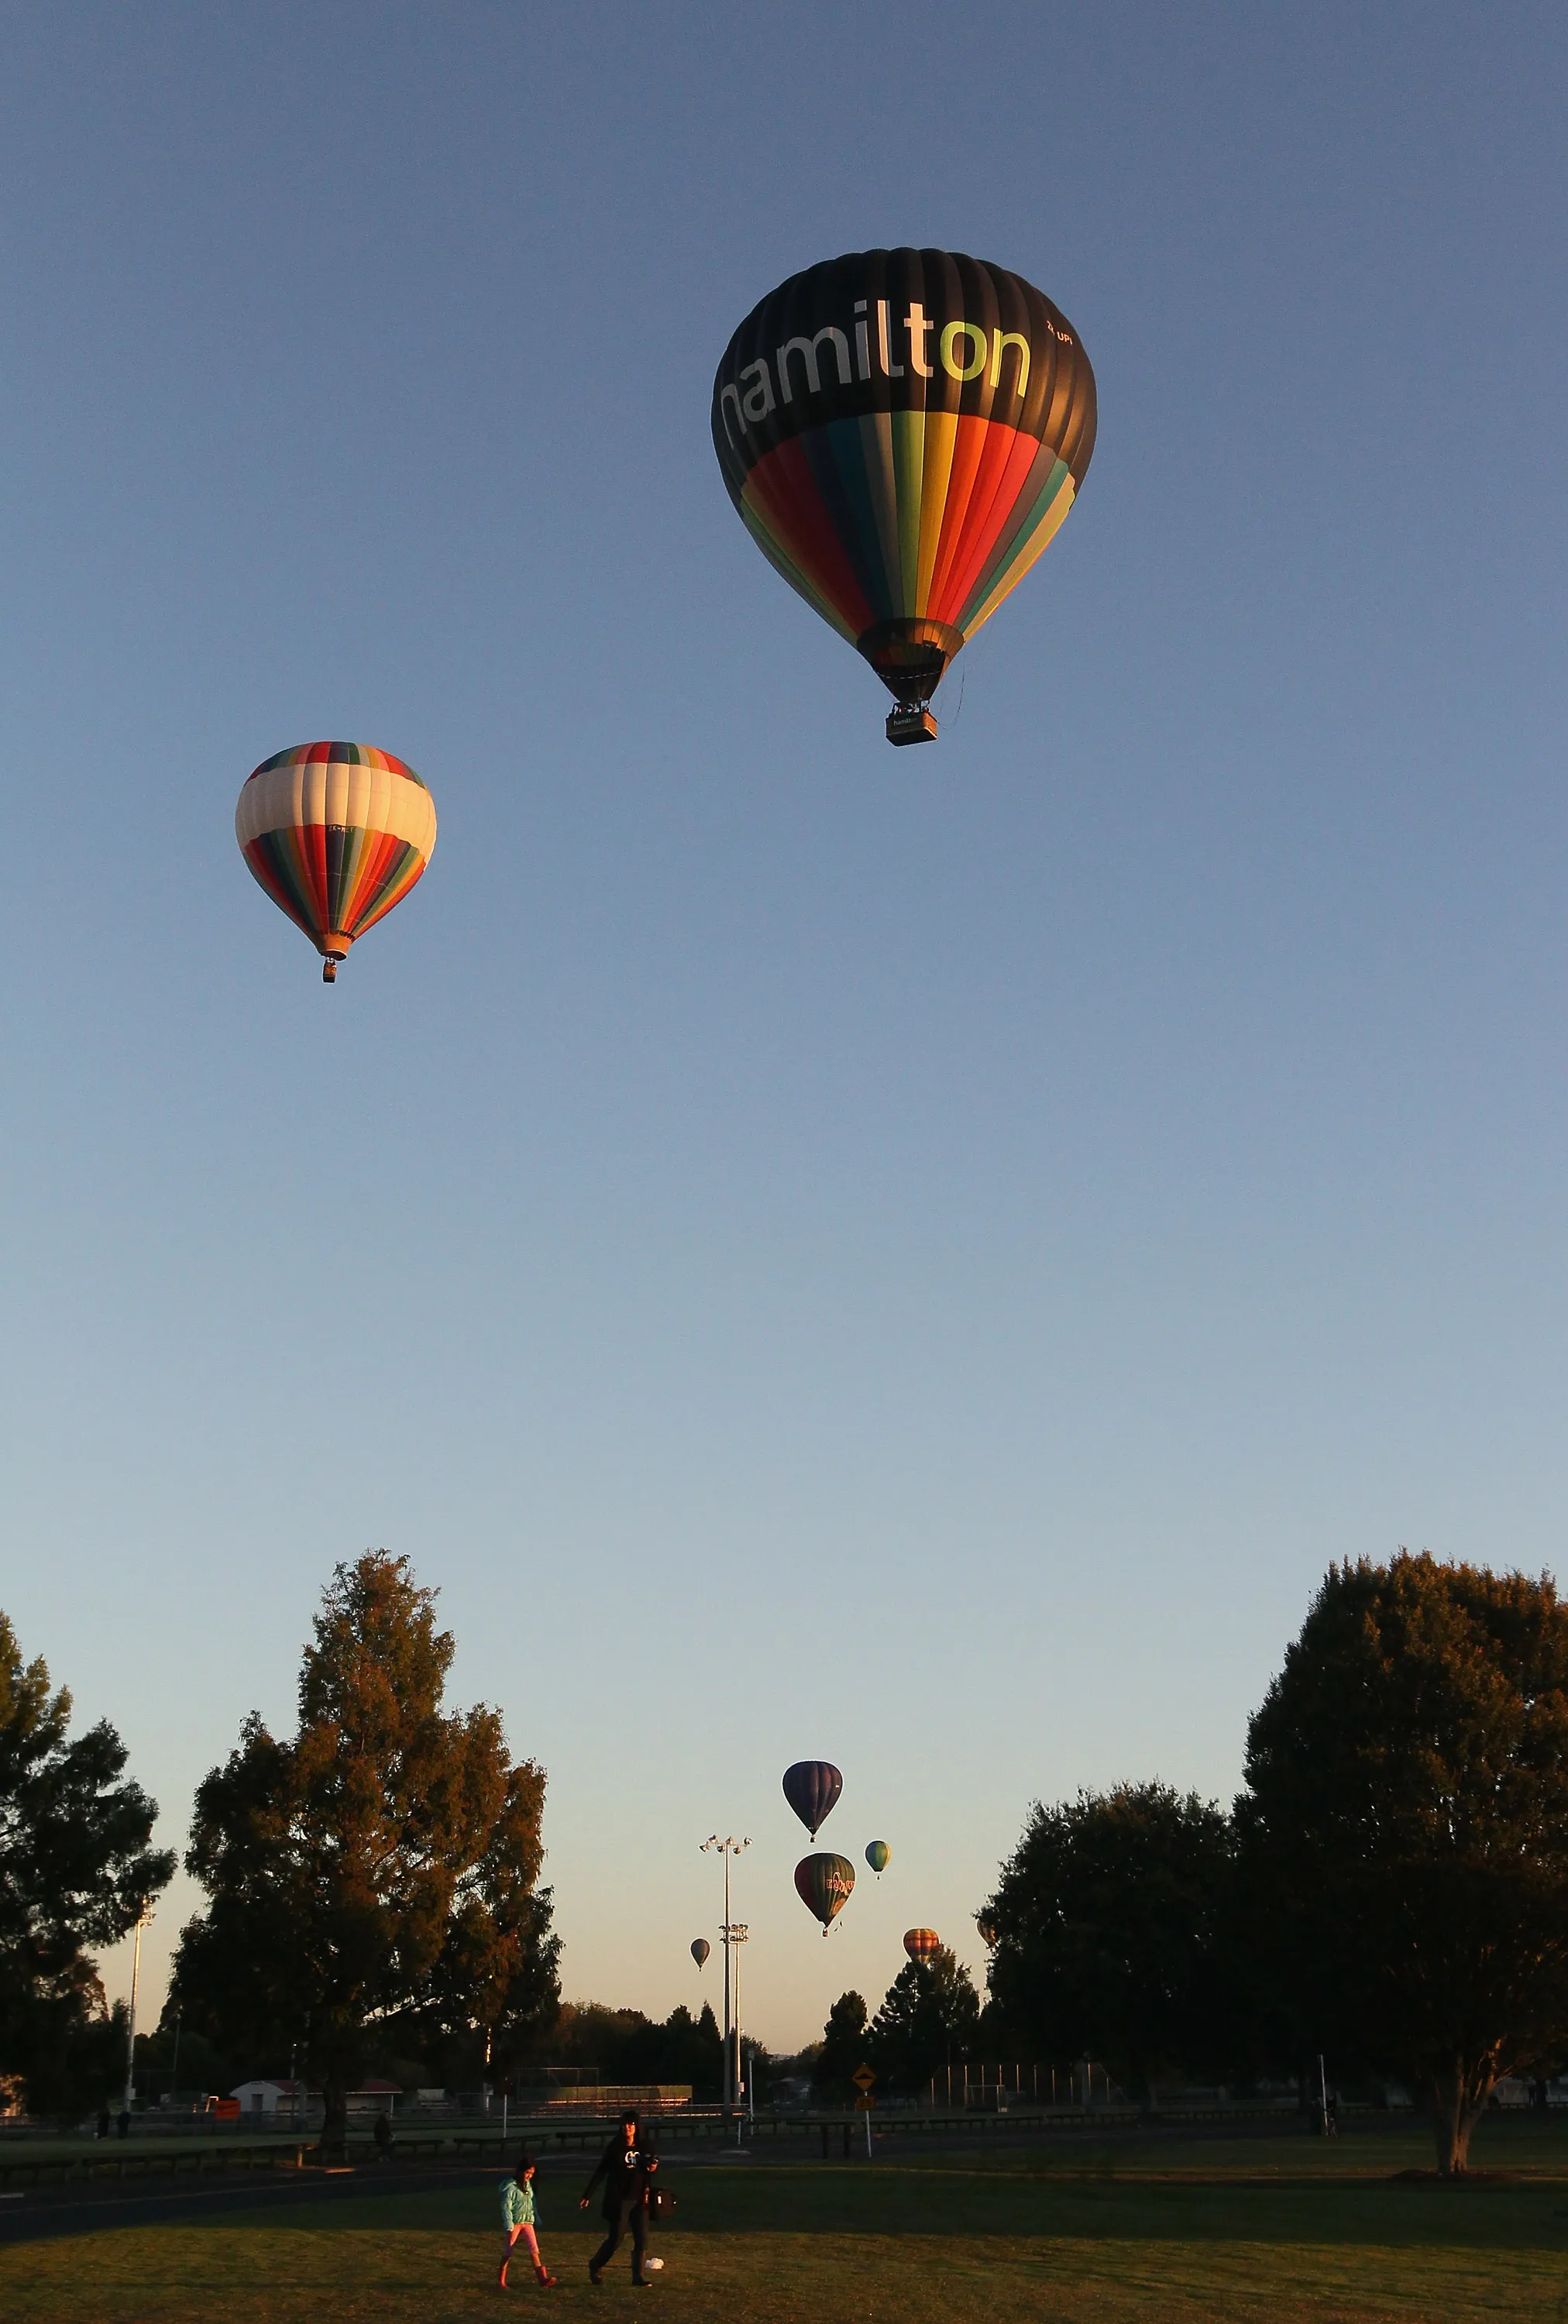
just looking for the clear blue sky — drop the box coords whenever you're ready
[2,2,1566,2054]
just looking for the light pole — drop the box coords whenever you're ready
[730,1923,749,2145]
[124,1905,152,2115]
[700,1835,748,2116]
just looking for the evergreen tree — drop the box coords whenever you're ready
[812,1990,868,2092]
[866,1950,978,2094]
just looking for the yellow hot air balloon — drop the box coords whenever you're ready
[236,741,436,982]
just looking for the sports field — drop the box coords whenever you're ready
[5,2126,1566,2323]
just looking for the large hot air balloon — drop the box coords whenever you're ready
[975,1915,999,1950]
[236,741,437,982]
[712,249,1096,745]
[865,1841,890,1878]
[690,1939,710,1971]
[782,1762,842,1839]
[903,1927,940,1962]
[796,1853,855,1935]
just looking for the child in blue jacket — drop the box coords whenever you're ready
[499,2154,557,2289]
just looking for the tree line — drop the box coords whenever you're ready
[5,1549,1568,2172]
[804,1554,1568,2175]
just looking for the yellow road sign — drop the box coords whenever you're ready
[851,2064,875,2090]
[854,2094,875,2111]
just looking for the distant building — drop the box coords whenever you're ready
[230,2078,307,2119]
[228,2077,403,2119]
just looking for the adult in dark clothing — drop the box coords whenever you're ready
[579,2113,658,2287]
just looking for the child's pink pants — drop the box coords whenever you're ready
[503,2224,540,2272]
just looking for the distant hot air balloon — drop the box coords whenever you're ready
[975,1915,999,1950]
[903,1928,940,1962]
[795,1853,856,1935]
[865,1841,890,1878]
[690,1939,710,1972]
[782,1762,843,1839]
[712,249,1096,745]
[236,741,437,982]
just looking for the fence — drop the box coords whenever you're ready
[925,2064,1122,2110]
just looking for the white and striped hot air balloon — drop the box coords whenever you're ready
[236,741,436,982]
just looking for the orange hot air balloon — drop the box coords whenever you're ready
[903,1927,940,1962]
[236,741,436,982]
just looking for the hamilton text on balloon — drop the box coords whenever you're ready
[717,301,1074,445]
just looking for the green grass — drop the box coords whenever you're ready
[6,2121,1568,2323]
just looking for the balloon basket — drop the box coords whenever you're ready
[886,706,938,747]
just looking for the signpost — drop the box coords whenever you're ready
[852,2064,875,2155]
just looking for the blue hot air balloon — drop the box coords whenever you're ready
[782,1761,843,1840]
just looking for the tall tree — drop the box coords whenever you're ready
[173,1552,559,2157]
[1240,1553,1568,2174]
[0,1612,174,2115]
[812,1989,869,2092]
[980,1783,1236,2094]
[866,1949,978,2095]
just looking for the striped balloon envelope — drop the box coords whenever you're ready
[712,249,1096,744]
[236,742,436,982]
[903,1927,941,1962]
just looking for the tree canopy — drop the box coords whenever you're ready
[172,1552,559,2155]
[0,1612,174,2115]
[980,1782,1236,2094]
[866,1948,978,2095]
[1240,1552,1568,2173]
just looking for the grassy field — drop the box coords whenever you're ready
[5,2122,1566,2323]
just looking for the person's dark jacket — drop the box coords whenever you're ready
[582,2128,657,2219]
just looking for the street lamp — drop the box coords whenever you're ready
[700,1836,749,2117]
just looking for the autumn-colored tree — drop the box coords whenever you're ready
[1240,1553,1568,2174]
[980,1783,1236,2094]
[0,1613,174,2114]
[866,1948,978,2094]
[173,1553,559,2157]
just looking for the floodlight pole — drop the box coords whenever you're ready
[700,1835,748,2117]
[123,1905,151,2114]
[730,1924,749,2146]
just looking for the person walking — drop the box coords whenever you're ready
[499,2154,557,2290]
[579,2112,658,2288]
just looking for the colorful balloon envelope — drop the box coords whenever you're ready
[796,1852,856,1935]
[903,1927,940,1962]
[236,741,437,983]
[712,249,1096,745]
[865,1840,891,1877]
[690,1938,710,1971]
[975,1915,999,1949]
[782,1761,843,1840]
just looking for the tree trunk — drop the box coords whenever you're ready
[320,2068,349,2165]
[1422,2059,1494,2175]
